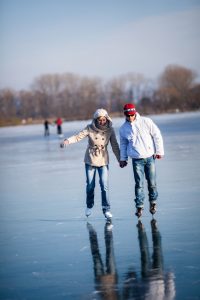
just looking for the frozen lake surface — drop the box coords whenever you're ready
[0,112,200,300]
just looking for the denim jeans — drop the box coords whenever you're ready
[132,156,158,208]
[85,164,110,211]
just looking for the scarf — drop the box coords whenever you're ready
[94,119,109,131]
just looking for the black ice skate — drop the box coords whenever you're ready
[149,203,157,215]
[135,207,143,218]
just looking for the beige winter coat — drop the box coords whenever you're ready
[67,120,120,167]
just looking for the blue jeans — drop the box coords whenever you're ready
[132,156,158,208]
[85,164,110,211]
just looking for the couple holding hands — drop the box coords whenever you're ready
[60,103,164,220]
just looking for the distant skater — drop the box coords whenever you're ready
[44,119,50,136]
[119,103,164,218]
[60,109,120,221]
[56,117,63,135]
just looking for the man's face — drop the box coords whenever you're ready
[125,114,136,122]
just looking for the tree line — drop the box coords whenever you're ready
[0,64,200,126]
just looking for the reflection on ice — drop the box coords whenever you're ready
[87,222,119,299]
[134,220,176,300]
[87,220,176,300]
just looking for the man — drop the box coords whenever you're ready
[119,103,164,218]
[56,117,63,135]
[44,119,50,136]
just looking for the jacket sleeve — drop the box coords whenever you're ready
[119,127,128,161]
[110,128,120,162]
[67,126,89,144]
[149,120,164,156]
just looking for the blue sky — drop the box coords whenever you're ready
[0,0,200,90]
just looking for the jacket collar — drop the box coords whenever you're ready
[91,119,112,132]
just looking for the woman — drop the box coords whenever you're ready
[60,109,120,220]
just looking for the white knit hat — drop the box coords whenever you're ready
[93,108,112,122]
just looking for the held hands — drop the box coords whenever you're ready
[119,161,128,168]
[60,139,69,148]
[154,154,163,159]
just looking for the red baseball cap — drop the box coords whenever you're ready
[123,103,137,115]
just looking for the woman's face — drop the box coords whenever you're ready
[97,116,107,126]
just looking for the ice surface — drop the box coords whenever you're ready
[0,112,200,299]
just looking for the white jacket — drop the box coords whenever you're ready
[119,113,164,160]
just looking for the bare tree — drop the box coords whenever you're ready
[1,65,199,126]
[105,72,146,114]
[31,73,67,118]
[106,76,126,112]
[0,89,16,121]
[123,72,146,103]
[137,97,154,115]
[190,84,200,110]
[77,76,103,119]
[18,90,36,119]
[157,65,197,111]
[55,73,81,119]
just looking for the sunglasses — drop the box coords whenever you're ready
[126,114,135,118]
